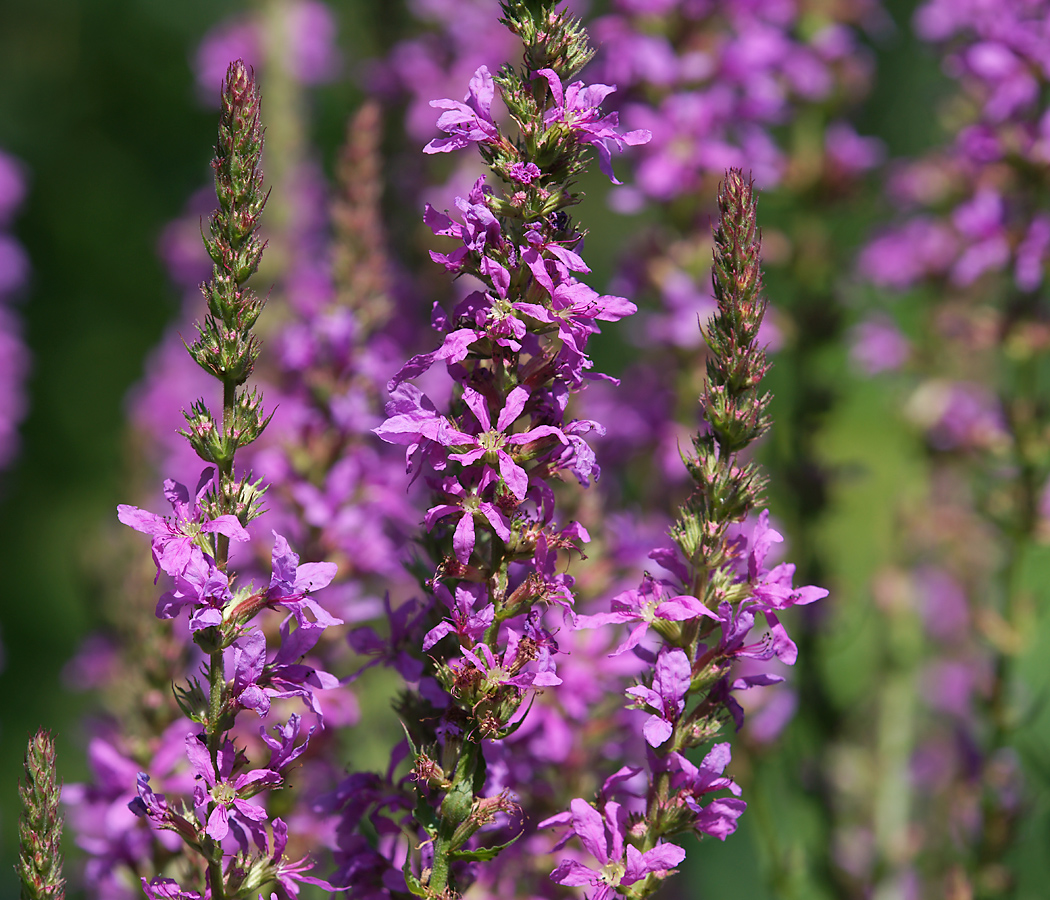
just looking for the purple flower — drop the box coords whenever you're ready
[261,531,341,627]
[140,878,203,900]
[744,511,829,613]
[665,743,746,840]
[155,553,232,630]
[424,473,512,564]
[229,624,338,721]
[625,647,691,747]
[373,382,475,476]
[0,232,30,299]
[536,68,651,184]
[424,65,500,154]
[261,714,314,774]
[711,601,797,669]
[857,218,958,290]
[457,630,562,690]
[185,735,279,842]
[117,469,249,583]
[850,314,911,375]
[448,385,566,501]
[548,798,685,900]
[266,816,339,896]
[578,574,714,656]
[423,582,494,650]
[0,149,28,226]
[0,306,30,471]
[508,161,541,184]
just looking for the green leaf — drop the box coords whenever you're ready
[450,830,523,863]
[402,859,429,898]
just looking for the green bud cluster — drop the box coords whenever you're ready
[181,59,271,530]
[17,730,65,900]
[499,0,594,84]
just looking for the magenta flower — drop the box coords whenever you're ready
[155,553,232,630]
[457,628,562,690]
[117,470,249,583]
[263,531,341,626]
[373,383,476,475]
[448,385,566,501]
[185,736,279,842]
[422,582,494,651]
[536,68,651,183]
[266,816,339,896]
[665,744,746,841]
[424,473,511,564]
[229,623,338,721]
[743,511,829,612]
[625,646,691,747]
[140,877,203,900]
[424,65,500,154]
[849,314,911,375]
[579,574,714,656]
[548,798,685,900]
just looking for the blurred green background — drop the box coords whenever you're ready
[5,1,1050,898]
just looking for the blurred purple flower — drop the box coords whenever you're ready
[849,314,910,374]
[0,149,28,226]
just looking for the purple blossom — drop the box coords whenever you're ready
[424,472,512,564]
[665,743,746,840]
[261,531,341,627]
[825,121,886,176]
[448,385,566,501]
[0,232,30,299]
[117,470,249,584]
[578,574,714,656]
[536,68,652,184]
[508,161,541,183]
[424,65,500,154]
[0,149,28,226]
[0,306,30,470]
[625,647,691,747]
[139,878,202,900]
[185,735,279,842]
[547,799,685,900]
[457,629,562,690]
[423,582,494,650]
[373,382,475,475]
[743,511,830,613]
[266,817,339,896]
[229,624,338,721]
[849,314,911,375]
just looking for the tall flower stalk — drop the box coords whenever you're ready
[115,61,341,900]
[351,1,650,895]
[544,170,828,899]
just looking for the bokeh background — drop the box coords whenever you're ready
[2,0,1050,898]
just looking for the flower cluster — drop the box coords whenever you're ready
[858,0,1050,301]
[590,0,883,204]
